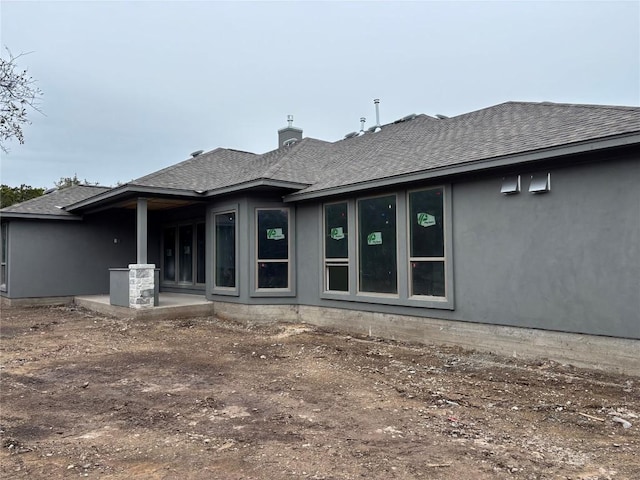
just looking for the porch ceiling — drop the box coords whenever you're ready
[117,198,201,211]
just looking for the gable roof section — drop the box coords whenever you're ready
[130,147,258,191]
[129,138,334,192]
[63,138,337,212]
[0,185,110,220]
[287,102,640,199]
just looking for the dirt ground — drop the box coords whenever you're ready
[0,305,638,480]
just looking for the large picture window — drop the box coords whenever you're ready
[214,211,236,289]
[409,187,446,297]
[256,208,289,289]
[324,202,349,292]
[162,222,205,286]
[358,195,397,294]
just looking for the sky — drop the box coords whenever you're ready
[1,0,638,189]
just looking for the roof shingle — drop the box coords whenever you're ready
[1,185,110,217]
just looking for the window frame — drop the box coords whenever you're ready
[161,220,206,288]
[319,185,454,310]
[211,206,239,296]
[252,206,296,297]
[323,201,350,294]
[356,193,399,298]
[407,186,448,302]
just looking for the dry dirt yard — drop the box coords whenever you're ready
[0,305,638,480]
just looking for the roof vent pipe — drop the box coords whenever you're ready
[373,99,381,132]
[191,150,204,157]
[358,117,366,136]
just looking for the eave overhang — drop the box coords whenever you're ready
[283,132,640,202]
[0,212,83,221]
[65,179,311,213]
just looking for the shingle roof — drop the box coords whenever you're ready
[294,101,640,195]
[131,148,258,190]
[130,101,640,197]
[4,101,639,217]
[129,138,335,191]
[0,185,111,218]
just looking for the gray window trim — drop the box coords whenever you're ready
[319,185,454,310]
[322,200,350,294]
[251,204,296,298]
[406,185,454,308]
[356,193,400,297]
[160,219,206,289]
[211,204,239,297]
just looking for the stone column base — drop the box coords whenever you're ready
[129,264,156,309]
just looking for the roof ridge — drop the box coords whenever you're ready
[504,100,640,111]
[260,138,331,180]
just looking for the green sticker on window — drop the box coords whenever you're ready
[367,232,382,245]
[266,228,285,240]
[330,227,345,240]
[417,212,436,228]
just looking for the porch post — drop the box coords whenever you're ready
[136,197,148,264]
[127,197,157,309]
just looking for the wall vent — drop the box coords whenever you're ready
[501,175,521,195]
[529,173,551,193]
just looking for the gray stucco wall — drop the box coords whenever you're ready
[452,156,639,338]
[292,155,640,339]
[4,211,136,298]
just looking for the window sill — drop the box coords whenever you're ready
[320,291,454,310]
[251,289,296,298]
[212,288,239,297]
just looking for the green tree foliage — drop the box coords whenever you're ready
[54,174,98,189]
[0,184,45,208]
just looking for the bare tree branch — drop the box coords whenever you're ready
[0,47,44,153]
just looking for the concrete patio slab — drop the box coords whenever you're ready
[74,292,214,320]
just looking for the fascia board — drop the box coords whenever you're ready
[66,180,310,211]
[0,212,83,221]
[65,185,208,211]
[284,133,640,202]
[201,179,310,198]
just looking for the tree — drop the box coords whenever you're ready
[0,48,43,153]
[54,173,98,189]
[0,184,45,208]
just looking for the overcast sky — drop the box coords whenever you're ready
[1,1,638,189]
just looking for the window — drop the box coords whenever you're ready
[178,225,193,283]
[162,222,205,286]
[256,208,289,289]
[214,211,236,289]
[358,195,397,294]
[196,223,206,284]
[321,186,452,309]
[163,227,176,282]
[1,223,7,291]
[408,187,446,297]
[324,202,349,292]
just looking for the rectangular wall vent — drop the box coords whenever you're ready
[500,175,521,195]
[529,173,551,193]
